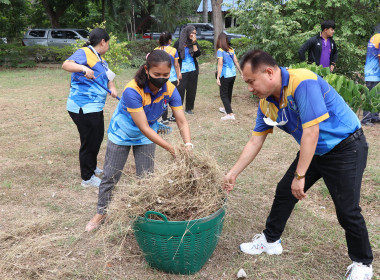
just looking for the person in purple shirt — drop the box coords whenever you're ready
[299,20,338,72]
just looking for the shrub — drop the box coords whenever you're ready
[230,37,254,59]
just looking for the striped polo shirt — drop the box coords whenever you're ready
[108,79,183,145]
[253,67,361,155]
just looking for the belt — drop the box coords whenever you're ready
[331,128,363,152]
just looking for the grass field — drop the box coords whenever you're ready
[0,63,379,280]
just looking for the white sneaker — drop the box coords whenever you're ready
[221,114,235,120]
[219,107,226,114]
[81,175,101,188]
[94,167,103,177]
[346,262,373,280]
[240,233,283,255]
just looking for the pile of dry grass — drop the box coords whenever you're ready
[104,150,226,233]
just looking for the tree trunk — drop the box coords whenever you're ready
[211,0,223,49]
[41,0,73,28]
[202,0,208,23]
[101,0,105,22]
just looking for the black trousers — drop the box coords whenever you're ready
[177,70,198,111]
[263,131,373,264]
[162,80,178,121]
[220,76,236,114]
[69,109,104,181]
[362,81,379,123]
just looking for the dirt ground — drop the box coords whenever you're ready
[0,63,379,279]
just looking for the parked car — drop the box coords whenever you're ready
[22,28,89,47]
[144,23,245,43]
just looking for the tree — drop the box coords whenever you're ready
[229,0,380,79]
[211,0,223,49]
[40,0,75,27]
[203,0,208,22]
[0,0,31,41]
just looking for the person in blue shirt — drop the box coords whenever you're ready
[85,50,193,232]
[362,32,380,126]
[155,31,182,124]
[223,50,373,280]
[62,28,118,188]
[174,25,201,115]
[216,32,242,120]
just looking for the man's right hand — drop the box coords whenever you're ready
[223,172,237,193]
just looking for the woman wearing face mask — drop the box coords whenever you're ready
[155,31,182,124]
[62,28,118,188]
[173,25,201,115]
[85,49,193,232]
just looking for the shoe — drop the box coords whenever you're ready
[168,116,176,122]
[85,214,107,232]
[94,167,103,177]
[219,107,226,114]
[160,120,169,125]
[221,114,235,120]
[81,175,101,188]
[157,122,172,134]
[240,233,283,255]
[346,262,373,280]
[361,122,374,127]
[185,110,194,115]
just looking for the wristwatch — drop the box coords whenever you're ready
[294,171,305,180]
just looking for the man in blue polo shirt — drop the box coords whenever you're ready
[223,50,373,280]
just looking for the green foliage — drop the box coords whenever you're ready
[229,0,380,79]
[289,63,380,114]
[230,37,254,59]
[198,40,214,56]
[0,0,31,42]
[124,40,159,68]
[0,43,74,67]
[86,22,130,74]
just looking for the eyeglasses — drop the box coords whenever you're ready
[263,107,288,126]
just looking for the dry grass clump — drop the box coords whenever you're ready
[105,150,226,232]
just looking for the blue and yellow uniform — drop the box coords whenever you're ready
[253,67,361,155]
[364,33,380,82]
[154,45,179,82]
[108,80,182,145]
[66,47,109,114]
[181,47,196,73]
[217,48,236,78]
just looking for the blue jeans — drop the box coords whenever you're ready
[263,131,373,264]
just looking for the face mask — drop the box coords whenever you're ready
[148,74,168,89]
[263,107,288,126]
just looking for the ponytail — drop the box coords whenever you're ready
[134,64,148,88]
[82,28,110,47]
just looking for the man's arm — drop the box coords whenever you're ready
[330,39,338,71]
[298,37,314,62]
[223,134,267,192]
[291,124,319,200]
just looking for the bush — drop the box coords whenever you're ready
[0,43,75,67]
[124,40,159,68]
[230,37,254,59]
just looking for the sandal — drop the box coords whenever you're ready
[85,214,107,232]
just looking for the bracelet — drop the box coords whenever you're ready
[184,143,194,149]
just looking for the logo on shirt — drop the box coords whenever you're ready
[162,97,168,110]
[287,96,298,113]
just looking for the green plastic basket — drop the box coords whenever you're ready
[133,206,225,274]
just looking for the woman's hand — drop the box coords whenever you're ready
[109,88,118,98]
[82,66,95,79]
[217,77,221,86]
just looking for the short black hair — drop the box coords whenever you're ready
[240,49,278,73]
[321,20,335,31]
